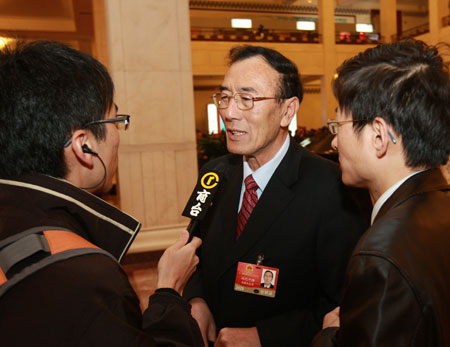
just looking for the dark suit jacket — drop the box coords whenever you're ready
[184,139,368,346]
[311,168,450,347]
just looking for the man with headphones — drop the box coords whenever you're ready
[0,40,203,346]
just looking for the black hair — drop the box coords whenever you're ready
[229,45,303,103]
[334,39,450,168]
[0,40,114,178]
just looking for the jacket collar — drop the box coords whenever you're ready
[0,173,141,262]
[374,168,450,224]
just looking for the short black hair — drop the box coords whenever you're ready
[229,45,303,103]
[0,40,114,178]
[334,40,450,168]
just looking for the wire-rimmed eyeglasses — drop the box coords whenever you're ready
[64,114,131,147]
[327,119,397,144]
[326,119,358,135]
[212,92,278,111]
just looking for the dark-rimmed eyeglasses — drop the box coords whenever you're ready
[212,92,278,111]
[64,114,131,147]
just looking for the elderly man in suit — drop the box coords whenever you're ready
[183,45,368,347]
[312,40,450,346]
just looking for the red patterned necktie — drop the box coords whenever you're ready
[236,174,259,239]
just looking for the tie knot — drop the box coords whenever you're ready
[244,174,258,191]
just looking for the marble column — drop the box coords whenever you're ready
[380,0,397,43]
[429,0,449,43]
[94,0,198,252]
[318,0,337,123]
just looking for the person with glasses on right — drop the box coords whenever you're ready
[312,40,450,347]
[182,45,368,347]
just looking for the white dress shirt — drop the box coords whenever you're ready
[238,135,290,211]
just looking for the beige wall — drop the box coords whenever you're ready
[99,0,198,252]
[192,41,329,76]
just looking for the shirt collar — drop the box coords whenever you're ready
[243,134,290,192]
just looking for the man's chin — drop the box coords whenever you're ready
[341,173,356,187]
[226,144,246,156]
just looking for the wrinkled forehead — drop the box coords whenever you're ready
[221,56,281,95]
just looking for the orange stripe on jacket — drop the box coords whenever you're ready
[44,230,98,254]
[0,269,6,286]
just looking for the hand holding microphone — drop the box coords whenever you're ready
[157,231,202,293]
[156,163,225,293]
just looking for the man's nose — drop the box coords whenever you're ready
[221,98,242,121]
[331,136,338,151]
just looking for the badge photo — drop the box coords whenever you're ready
[234,262,279,298]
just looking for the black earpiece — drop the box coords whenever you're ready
[79,144,106,190]
[82,144,98,156]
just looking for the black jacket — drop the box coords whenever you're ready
[184,139,369,346]
[312,168,450,347]
[0,173,202,346]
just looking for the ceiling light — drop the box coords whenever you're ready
[296,21,315,31]
[231,19,252,28]
[356,24,373,33]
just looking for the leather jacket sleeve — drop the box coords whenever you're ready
[311,253,424,347]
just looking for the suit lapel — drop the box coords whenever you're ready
[218,139,302,277]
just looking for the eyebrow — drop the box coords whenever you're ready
[218,86,258,93]
[240,86,257,93]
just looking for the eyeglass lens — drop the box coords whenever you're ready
[328,123,338,135]
[214,93,253,110]
[114,116,129,130]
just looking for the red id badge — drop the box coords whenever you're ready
[234,262,279,298]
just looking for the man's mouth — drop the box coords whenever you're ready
[229,130,246,136]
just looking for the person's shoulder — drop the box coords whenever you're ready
[288,143,341,181]
[361,191,450,255]
[200,153,241,173]
[289,140,338,167]
[302,149,339,171]
[49,253,136,297]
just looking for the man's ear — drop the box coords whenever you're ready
[68,129,95,168]
[371,117,392,158]
[280,96,299,128]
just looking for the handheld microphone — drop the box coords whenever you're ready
[182,163,225,241]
